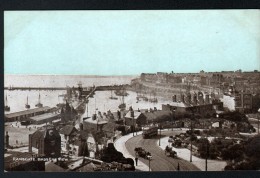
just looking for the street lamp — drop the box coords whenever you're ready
[190,110,194,162]
[132,111,135,137]
[205,128,209,171]
[257,108,260,134]
[130,107,136,137]
[159,123,161,146]
[171,108,176,131]
[147,155,152,171]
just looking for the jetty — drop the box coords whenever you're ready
[73,86,96,111]
[4,84,130,91]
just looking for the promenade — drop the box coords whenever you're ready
[114,132,150,171]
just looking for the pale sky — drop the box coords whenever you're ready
[4,10,260,75]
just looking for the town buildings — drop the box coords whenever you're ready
[136,70,260,114]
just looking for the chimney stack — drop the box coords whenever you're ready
[80,123,83,131]
[186,93,191,104]
[92,114,97,120]
[181,94,185,103]
[205,94,210,104]
[198,91,204,104]
[130,110,134,117]
[5,131,9,148]
[172,95,177,102]
[29,134,32,152]
[193,93,197,105]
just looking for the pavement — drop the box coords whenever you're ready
[157,136,227,171]
[114,132,150,171]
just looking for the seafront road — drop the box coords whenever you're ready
[124,130,200,171]
[114,129,200,171]
[115,129,227,171]
[114,131,150,171]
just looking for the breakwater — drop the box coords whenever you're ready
[4,84,131,91]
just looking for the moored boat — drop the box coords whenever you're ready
[115,88,128,96]
[25,96,30,109]
[4,95,10,112]
[35,93,43,107]
[109,90,118,100]
[118,95,126,110]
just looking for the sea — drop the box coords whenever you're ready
[4,75,173,117]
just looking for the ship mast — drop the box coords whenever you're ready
[5,95,8,106]
[87,101,89,117]
[38,93,41,104]
[95,98,96,115]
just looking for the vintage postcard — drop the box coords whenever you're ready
[4,10,260,172]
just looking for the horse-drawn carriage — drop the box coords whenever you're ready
[165,145,177,158]
[134,147,152,159]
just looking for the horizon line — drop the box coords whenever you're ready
[4,68,260,76]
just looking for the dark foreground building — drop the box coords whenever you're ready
[29,125,61,157]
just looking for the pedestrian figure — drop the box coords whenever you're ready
[135,157,138,166]
[16,140,18,144]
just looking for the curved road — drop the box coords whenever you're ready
[125,130,200,171]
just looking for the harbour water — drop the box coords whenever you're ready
[4,75,173,115]
[5,74,136,87]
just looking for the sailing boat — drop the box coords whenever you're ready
[83,99,90,121]
[109,90,118,100]
[137,88,148,101]
[25,96,30,109]
[4,95,10,111]
[118,95,126,110]
[8,85,14,91]
[35,93,43,107]
[57,95,65,108]
[115,87,128,96]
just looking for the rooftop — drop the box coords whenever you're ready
[124,111,142,119]
[84,119,108,125]
[45,162,66,172]
[83,114,109,125]
[30,125,61,140]
[143,110,172,121]
[76,161,97,172]
[29,113,60,121]
[60,125,78,136]
[162,101,216,108]
[5,106,51,118]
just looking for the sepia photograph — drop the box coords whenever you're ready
[3,10,260,172]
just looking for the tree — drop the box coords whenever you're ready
[245,135,260,160]
[221,144,244,161]
[197,138,209,159]
[224,135,260,170]
[209,145,218,159]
